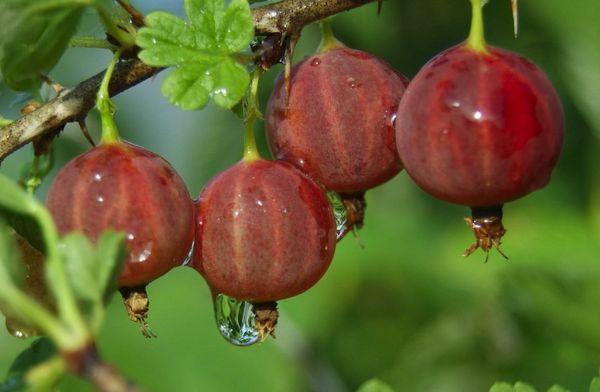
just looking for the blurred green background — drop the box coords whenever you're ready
[2,0,600,391]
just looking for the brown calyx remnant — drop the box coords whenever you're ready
[339,192,366,241]
[120,286,156,338]
[463,205,508,262]
[252,302,279,341]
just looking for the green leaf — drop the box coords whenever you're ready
[515,382,538,392]
[95,231,126,303]
[356,379,395,392]
[160,58,249,110]
[547,386,570,392]
[590,375,600,392]
[491,383,516,392]
[0,174,46,252]
[0,338,57,392]
[220,0,255,52]
[59,231,125,304]
[0,220,25,294]
[59,234,98,302]
[490,382,538,392]
[136,0,254,110]
[0,0,86,92]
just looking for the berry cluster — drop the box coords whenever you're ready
[45,3,563,344]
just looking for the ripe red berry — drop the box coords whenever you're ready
[396,44,564,255]
[194,158,336,303]
[47,141,195,287]
[266,46,408,194]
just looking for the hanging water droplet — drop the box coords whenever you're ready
[213,294,263,346]
[5,318,39,339]
[327,191,348,239]
[310,58,322,66]
[181,240,195,266]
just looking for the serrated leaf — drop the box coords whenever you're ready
[356,379,395,392]
[95,231,126,303]
[136,12,199,66]
[161,58,249,110]
[59,234,98,302]
[0,1,85,92]
[221,0,254,52]
[59,231,125,305]
[136,0,253,110]
[210,58,250,108]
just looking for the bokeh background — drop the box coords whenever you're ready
[2,0,600,391]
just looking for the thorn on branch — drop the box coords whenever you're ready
[77,119,96,147]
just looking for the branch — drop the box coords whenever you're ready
[0,0,376,162]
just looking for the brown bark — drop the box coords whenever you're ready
[0,0,376,162]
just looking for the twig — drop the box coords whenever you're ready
[0,0,376,162]
[64,344,143,392]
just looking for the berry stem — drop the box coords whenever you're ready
[466,0,489,53]
[98,49,123,145]
[69,37,118,51]
[318,18,343,53]
[243,70,262,161]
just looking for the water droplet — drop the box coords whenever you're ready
[213,294,263,346]
[327,191,347,239]
[181,239,195,266]
[347,77,360,89]
[5,318,39,339]
[214,88,228,97]
[310,58,322,66]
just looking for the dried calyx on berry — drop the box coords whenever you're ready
[395,0,564,259]
[46,50,195,336]
[266,18,409,238]
[192,71,337,346]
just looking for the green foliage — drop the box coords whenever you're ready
[357,378,395,392]
[0,221,25,295]
[0,0,85,92]
[590,371,600,392]
[59,231,126,330]
[136,0,254,110]
[0,338,56,392]
[0,175,46,253]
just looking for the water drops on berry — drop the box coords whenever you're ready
[213,294,263,347]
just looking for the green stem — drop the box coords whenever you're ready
[35,205,90,349]
[317,18,343,53]
[466,0,488,53]
[0,115,13,128]
[93,1,136,49]
[98,49,123,144]
[243,70,262,161]
[25,356,66,390]
[69,36,118,51]
[1,285,71,348]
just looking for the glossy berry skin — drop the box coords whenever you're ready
[47,141,194,287]
[396,44,564,207]
[194,159,336,303]
[266,46,408,193]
